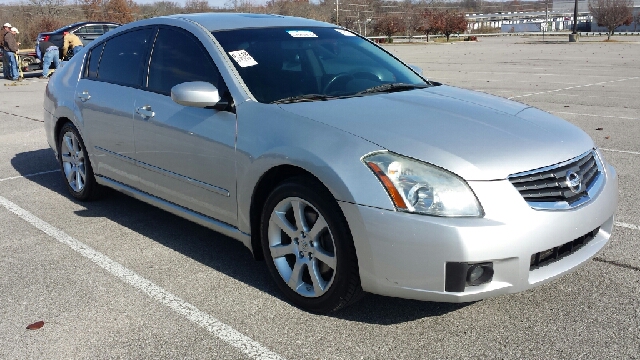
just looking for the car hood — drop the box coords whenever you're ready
[278,85,594,180]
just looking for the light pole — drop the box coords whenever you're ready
[570,0,579,41]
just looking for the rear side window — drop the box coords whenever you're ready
[147,27,222,95]
[86,42,104,79]
[94,28,154,87]
[76,25,104,34]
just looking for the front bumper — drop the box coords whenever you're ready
[340,163,618,302]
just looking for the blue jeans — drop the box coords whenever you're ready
[73,45,83,55]
[42,50,60,78]
[6,52,19,80]
[2,49,8,79]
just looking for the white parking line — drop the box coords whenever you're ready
[0,169,60,182]
[0,195,285,360]
[616,222,640,231]
[508,77,640,99]
[601,148,640,156]
[552,111,639,120]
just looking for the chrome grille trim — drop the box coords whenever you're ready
[508,149,604,210]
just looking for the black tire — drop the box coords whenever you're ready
[57,122,101,201]
[260,176,363,313]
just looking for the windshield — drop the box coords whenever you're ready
[213,27,428,103]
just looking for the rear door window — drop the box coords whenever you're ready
[94,28,155,87]
[85,42,105,79]
[75,25,104,35]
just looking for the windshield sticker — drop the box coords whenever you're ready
[228,50,258,67]
[287,30,317,38]
[334,29,356,37]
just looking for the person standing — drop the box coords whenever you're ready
[62,31,83,59]
[4,26,21,81]
[36,40,59,79]
[1,23,12,79]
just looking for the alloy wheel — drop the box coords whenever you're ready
[60,131,87,193]
[267,197,337,298]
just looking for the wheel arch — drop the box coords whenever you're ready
[53,116,73,154]
[248,164,338,260]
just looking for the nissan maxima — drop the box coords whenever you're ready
[44,13,618,313]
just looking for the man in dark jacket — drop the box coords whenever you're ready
[36,40,59,79]
[1,23,12,79]
[4,26,20,81]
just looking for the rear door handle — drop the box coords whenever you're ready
[78,91,91,102]
[136,105,155,120]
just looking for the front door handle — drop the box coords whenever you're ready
[78,91,91,102]
[136,105,155,120]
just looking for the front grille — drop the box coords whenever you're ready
[529,228,599,270]
[508,150,603,210]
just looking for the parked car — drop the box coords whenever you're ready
[37,21,120,59]
[44,13,618,314]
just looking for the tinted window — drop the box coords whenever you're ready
[97,28,154,87]
[76,25,104,34]
[147,27,221,96]
[86,42,105,79]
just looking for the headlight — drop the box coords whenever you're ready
[363,152,483,217]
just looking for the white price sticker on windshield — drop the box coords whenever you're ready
[228,50,258,67]
[334,29,356,36]
[287,30,317,38]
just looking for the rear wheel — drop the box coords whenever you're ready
[57,122,101,201]
[260,177,363,313]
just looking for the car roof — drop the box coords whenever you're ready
[165,13,334,32]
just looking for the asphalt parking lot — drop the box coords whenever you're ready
[1,35,638,359]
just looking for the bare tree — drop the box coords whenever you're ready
[22,0,68,17]
[226,0,261,12]
[374,14,405,42]
[588,0,633,40]
[434,9,467,41]
[103,0,137,23]
[418,8,439,42]
[634,11,640,32]
[400,1,422,41]
[140,1,181,18]
[184,0,211,13]
[79,0,107,21]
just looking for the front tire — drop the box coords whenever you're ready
[57,122,100,201]
[260,177,363,313]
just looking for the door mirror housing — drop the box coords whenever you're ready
[171,81,222,108]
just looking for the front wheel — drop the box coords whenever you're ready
[57,122,101,201]
[260,177,363,313]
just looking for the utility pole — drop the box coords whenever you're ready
[337,0,340,25]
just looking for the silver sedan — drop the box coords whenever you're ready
[44,13,618,313]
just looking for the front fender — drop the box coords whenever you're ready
[234,101,394,235]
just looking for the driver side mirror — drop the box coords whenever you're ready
[408,64,424,76]
[171,81,233,112]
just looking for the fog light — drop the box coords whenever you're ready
[466,263,494,287]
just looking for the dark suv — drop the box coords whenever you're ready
[37,21,121,59]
